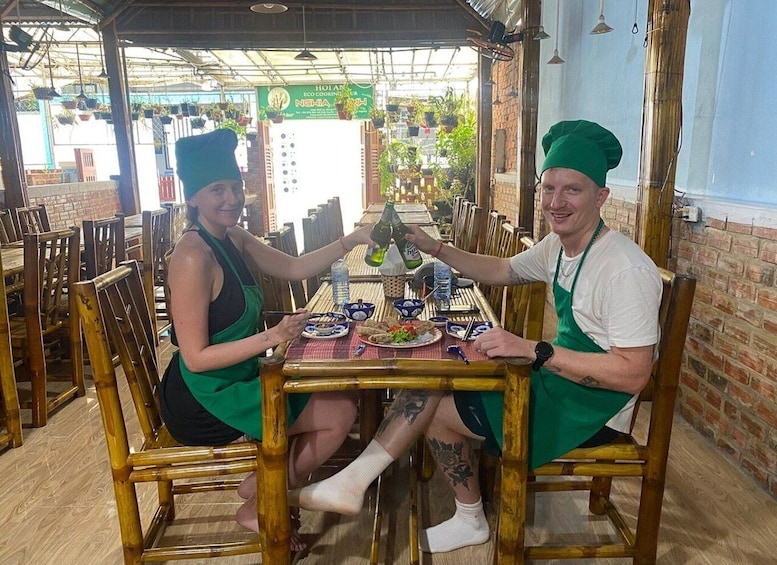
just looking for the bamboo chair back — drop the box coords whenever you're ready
[446,196,465,242]
[327,197,345,239]
[483,222,520,318]
[302,210,328,295]
[455,203,484,253]
[525,268,697,562]
[0,210,21,244]
[163,202,189,246]
[477,211,507,310]
[83,216,126,279]
[10,227,85,427]
[452,199,472,249]
[268,222,307,309]
[141,208,170,338]
[13,204,51,237]
[503,236,546,341]
[74,261,263,564]
[0,249,22,450]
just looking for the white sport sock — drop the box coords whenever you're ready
[288,439,394,516]
[418,497,490,553]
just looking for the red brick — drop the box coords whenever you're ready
[689,321,714,344]
[727,221,753,235]
[703,407,728,434]
[693,284,713,306]
[723,400,738,418]
[728,278,756,301]
[722,319,753,345]
[756,401,777,429]
[740,411,766,439]
[713,333,740,359]
[734,302,762,328]
[695,247,719,267]
[737,350,766,375]
[752,331,777,354]
[700,383,722,409]
[717,254,745,276]
[731,425,747,448]
[751,376,777,405]
[760,241,777,264]
[740,458,769,489]
[705,217,726,230]
[729,381,758,407]
[724,359,751,385]
[753,226,777,241]
[711,290,736,316]
[750,443,777,471]
[706,229,732,252]
[732,235,760,258]
[696,303,725,332]
[744,260,775,285]
[688,229,708,245]
[703,270,729,292]
[683,393,704,416]
[700,343,726,371]
[756,287,777,312]
[681,370,701,391]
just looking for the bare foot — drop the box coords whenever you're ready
[237,471,256,500]
[236,495,307,552]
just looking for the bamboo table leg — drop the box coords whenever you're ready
[494,360,530,564]
[260,358,292,565]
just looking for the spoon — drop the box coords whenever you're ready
[447,345,469,364]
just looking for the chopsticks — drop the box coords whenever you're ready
[462,319,476,341]
[263,311,337,320]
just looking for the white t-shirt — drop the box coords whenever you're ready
[509,229,662,432]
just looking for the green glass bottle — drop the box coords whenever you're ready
[391,209,422,269]
[364,201,394,266]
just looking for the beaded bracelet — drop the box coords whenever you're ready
[431,240,444,258]
[339,236,351,254]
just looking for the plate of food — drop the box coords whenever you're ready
[302,322,350,340]
[446,321,494,341]
[356,319,442,349]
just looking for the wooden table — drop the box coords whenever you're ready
[258,281,530,565]
[357,203,436,227]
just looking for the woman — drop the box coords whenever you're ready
[159,129,374,549]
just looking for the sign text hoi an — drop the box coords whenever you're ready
[257,84,373,120]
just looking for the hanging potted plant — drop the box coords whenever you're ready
[31,84,53,100]
[191,116,206,129]
[264,91,286,123]
[370,108,386,129]
[334,84,358,119]
[55,109,76,125]
[436,87,463,133]
[77,112,92,122]
[61,98,78,110]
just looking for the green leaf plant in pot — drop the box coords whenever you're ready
[370,108,386,129]
[377,139,422,195]
[430,106,476,223]
[334,84,357,120]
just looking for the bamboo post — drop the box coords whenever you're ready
[260,357,291,565]
[477,54,493,210]
[636,0,691,267]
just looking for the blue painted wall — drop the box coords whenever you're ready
[536,0,776,207]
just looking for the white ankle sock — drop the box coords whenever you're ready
[418,497,489,553]
[288,440,394,516]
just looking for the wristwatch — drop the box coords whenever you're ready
[533,341,555,371]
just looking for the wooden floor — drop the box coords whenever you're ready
[1,339,776,564]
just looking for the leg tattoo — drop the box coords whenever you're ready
[379,390,431,433]
[427,438,474,490]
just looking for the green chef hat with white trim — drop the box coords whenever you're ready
[540,120,622,187]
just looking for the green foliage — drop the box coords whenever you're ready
[378,139,422,195]
[334,84,353,105]
[215,118,247,139]
[432,106,476,204]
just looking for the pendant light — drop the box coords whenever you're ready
[75,42,88,107]
[96,26,109,78]
[492,65,502,106]
[534,3,550,41]
[294,6,317,61]
[547,0,565,64]
[46,46,60,98]
[590,0,614,35]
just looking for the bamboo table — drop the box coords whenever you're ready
[259,281,531,565]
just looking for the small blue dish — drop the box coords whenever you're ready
[343,301,376,321]
[446,320,494,341]
[393,298,425,319]
[429,315,450,327]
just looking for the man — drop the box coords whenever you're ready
[289,120,662,554]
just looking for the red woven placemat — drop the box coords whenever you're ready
[285,323,489,361]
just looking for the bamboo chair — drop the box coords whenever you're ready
[502,235,546,341]
[328,196,344,240]
[477,210,507,304]
[13,204,51,236]
[484,222,521,322]
[442,195,465,242]
[0,209,21,244]
[163,201,188,245]
[520,268,697,563]
[0,250,22,450]
[141,208,170,339]
[83,216,126,279]
[302,210,328,295]
[267,222,307,310]
[10,227,85,427]
[452,199,472,249]
[74,261,264,564]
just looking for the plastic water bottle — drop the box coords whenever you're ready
[433,260,452,308]
[331,259,350,306]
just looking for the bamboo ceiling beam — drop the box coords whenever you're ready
[636,0,691,268]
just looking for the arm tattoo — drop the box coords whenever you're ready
[378,390,431,432]
[580,375,600,387]
[508,269,533,285]
[426,437,475,490]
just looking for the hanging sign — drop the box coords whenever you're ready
[256,84,373,120]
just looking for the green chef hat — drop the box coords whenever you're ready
[176,129,243,199]
[540,120,622,187]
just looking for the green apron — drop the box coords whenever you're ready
[179,223,267,439]
[481,219,631,469]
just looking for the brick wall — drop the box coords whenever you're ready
[25,181,122,229]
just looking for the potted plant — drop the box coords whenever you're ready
[31,84,53,100]
[377,139,422,195]
[77,112,92,122]
[430,107,476,220]
[191,116,206,129]
[419,100,437,128]
[436,87,464,132]
[55,109,76,125]
[334,84,357,119]
[265,91,286,123]
[61,98,78,110]
[370,108,386,129]
[216,118,247,139]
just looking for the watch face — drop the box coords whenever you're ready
[536,341,554,360]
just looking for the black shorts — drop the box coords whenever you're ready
[453,391,619,457]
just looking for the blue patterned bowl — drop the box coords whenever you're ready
[393,298,425,319]
[343,301,376,321]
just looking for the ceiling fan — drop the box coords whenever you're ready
[467,20,521,61]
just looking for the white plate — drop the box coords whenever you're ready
[446,321,494,341]
[302,323,350,340]
[358,328,443,349]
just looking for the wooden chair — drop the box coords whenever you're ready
[0,209,21,244]
[302,210,328,295]
[141,208,170,339]
[502,235,546,341]
[74,261,264,564]
[522,268,697,563]
[10,227,85,427]
[452,199,472,249]
[267,222,307,310]
[483,222,520,319]
[13,204,51,236]
[83,215,126,279]
[477,210,507,306]
[0,250,23,450]
[327,197,344,240]
[163,201,188,246]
